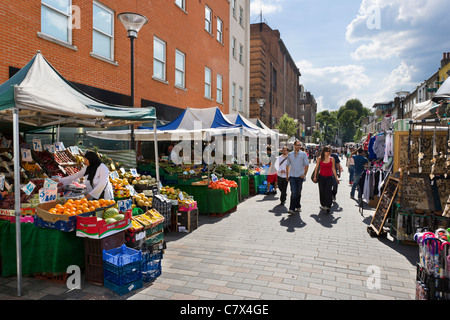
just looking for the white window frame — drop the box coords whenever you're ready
[216,74,223,103]
[175,49,186,89]
[217,17,223,43]
[239,6,244,26]
[175,0,185,11]
[205,5,212,34]
[239,44,244,64]
[232,0,236,18]
[231,83,236,110]
[153,36,167,81]
[205,67,212,99]
[238,86,243,111]
[41,0,72,44]
[92,1,114,61]
[232,37,236,59]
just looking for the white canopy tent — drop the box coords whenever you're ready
[411,100,439,120]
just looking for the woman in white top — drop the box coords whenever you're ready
[275,146,289,206]
[59,151,113,200]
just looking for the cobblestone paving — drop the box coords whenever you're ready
[0,165,418,300]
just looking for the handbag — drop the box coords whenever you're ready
[310,160,320,183]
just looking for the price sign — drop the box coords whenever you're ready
[44,178,58,190]
[21,181,36,196]
[69,146,79,155]
[55,142,65,151]
[178,191,184,201]
[117,198,132,213]
[211,174,218,182]
[1,138,11,148]
[109,171,119,180]
[39,187,57,203]
[32,139,42,152]
[119,168,126,174]
[125,185,137,196]
[21,148,33,162]
[44,144,55,153]
[130,168,138,177]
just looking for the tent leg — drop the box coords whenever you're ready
[13,108,22,297]
[153,122,160,187]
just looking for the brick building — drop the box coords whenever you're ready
[249,22,301,129]
[0,0,230,124]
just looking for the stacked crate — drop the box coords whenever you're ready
[103,245,143,295]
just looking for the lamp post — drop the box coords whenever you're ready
[117,12,148,150]
[396,90,409,120]
[256,98,266,120]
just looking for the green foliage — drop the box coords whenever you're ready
[276,113,299,137]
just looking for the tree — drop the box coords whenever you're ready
[336,99,373,143]
[276,113,298,137]
[316,110,337,144]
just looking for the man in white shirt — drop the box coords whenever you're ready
[275,146,289,206]
[285,140,309,214]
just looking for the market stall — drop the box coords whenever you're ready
[0,51,161,296]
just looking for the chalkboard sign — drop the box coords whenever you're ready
[369,177,399,235]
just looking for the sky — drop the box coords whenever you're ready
[249,0,450,112]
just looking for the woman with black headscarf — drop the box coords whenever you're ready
[59,151,113,200]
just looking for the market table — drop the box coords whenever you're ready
[168,184,239,215]
[0,220,85,277]
[225,175,249,199]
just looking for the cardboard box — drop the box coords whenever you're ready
[178,201,197,212]
[76,210,132,239]
[35,202,82,232]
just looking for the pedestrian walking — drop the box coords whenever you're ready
[330,148,342,202]
[285,140,309,215]
[265,146,277,195]
[350,148,369,200]
[275,146,289,206]
[312,146,339,214]
[346,150,356,185]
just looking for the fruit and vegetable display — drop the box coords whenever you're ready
[46,197,115,216]
[102,206,125,224]
[208,178,238,194]
[133,193,152,208]
[160,186,190,201]
[130,208,164,231]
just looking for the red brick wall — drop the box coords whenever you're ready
[0,0,229,113]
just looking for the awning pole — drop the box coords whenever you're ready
[13,107,22,297]
[153,121,160,187]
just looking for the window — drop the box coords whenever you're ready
[41,0,72,43]
[239,44,243,64]
[232,0,236,18]
[205,5,212,33]
[239,6,244,26]
[238,86,243,111]
[175,50,185,88]
[205,67,212,99]
[153,37,166,81]
[175,0,185,10]
[232,37,236,59]
[92,2,114,60]
[216,74,223,103]
[231,83,236,110]
[217,18,223,43]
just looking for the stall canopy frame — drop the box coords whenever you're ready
[0,51,158,296]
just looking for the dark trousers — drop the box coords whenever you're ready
[331,176,338,198]
[318,175,333,208]
[289,177,304,211]
[277,175,288,203]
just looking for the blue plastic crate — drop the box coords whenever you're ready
[104,278,143,296]
[142,250,163,265]
[103,260,142,277]
[103,244,142,267]
[258,185,267,194]
[142,260,162,282]
[103,269,142,286]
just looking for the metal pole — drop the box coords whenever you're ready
[12,107,22,297]
[153,121,160,186]
[130,36,135,150]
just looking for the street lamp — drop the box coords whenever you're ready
[117,12,148,150]
[396,90,409,120]
[256,98,266,120]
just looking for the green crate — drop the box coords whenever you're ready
[145,231,164,245]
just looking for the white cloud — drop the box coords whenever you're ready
[250,0,285,16]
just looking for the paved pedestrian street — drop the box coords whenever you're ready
[0,166,418,301]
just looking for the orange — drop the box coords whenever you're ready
[82,207,91,213]
[75,210,83,215]
[48,208,57,214]
[89,206,96,212]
